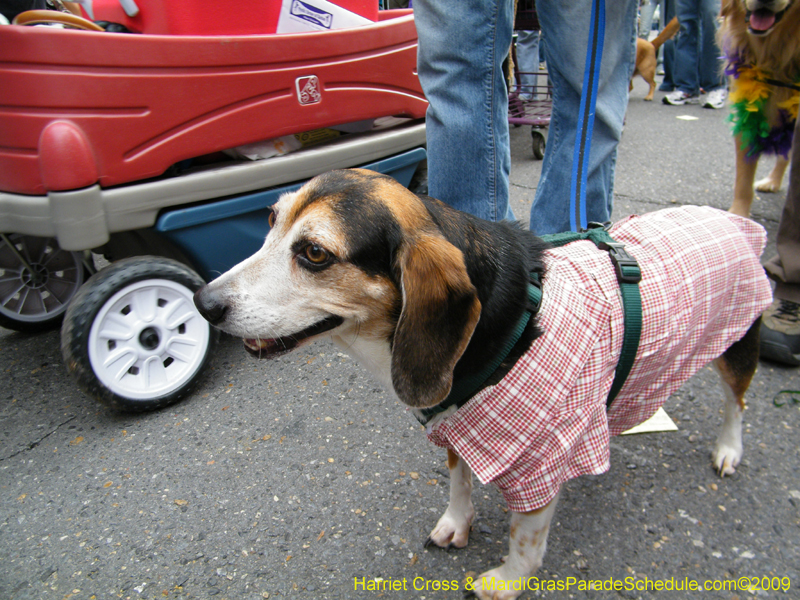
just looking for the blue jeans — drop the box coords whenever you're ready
[638,0,657,38]
[659,0,677,91]
[673,0,725,95]
[529,0,638,234]
[414,0,516,222]
[514,30,540,101]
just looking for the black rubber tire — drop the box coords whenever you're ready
[61,256,219,412]
[531,129,546,160]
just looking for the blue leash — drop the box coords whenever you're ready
[569,0,605,232]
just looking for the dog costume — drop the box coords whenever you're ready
[725,50,799,160]
[426,206,772,512]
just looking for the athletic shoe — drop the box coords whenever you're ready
[760,298,800,366]
[703,88,728,109]
[662,90,699,105]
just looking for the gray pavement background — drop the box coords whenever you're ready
[1,80,799,600]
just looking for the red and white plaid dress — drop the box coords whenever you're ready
[426,206,773,512]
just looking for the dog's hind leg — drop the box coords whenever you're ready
[711,318,761,476]
[644,76,656,101]
[755,153,791,193]
[425,449,474,549]
[468,495,559,600]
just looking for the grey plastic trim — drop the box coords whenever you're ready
[0,120,425,251]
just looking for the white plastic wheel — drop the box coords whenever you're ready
[87,279,211,400]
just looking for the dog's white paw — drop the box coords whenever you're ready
[755,177,780,193]
[712,443,742,477]
[467,567,525,600]
[425,506,474,549]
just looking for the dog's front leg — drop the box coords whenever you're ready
[468,495,559,600]
[425,449,474,549]
[730,139,759,217]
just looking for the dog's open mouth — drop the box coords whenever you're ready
[242,316,344,359]
[746,8,786,34]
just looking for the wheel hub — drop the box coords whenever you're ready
[20,264,48,288]
[138,326,161,351]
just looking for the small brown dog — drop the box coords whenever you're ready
[632,16,680,101]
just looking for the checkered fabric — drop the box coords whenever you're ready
[426,206,773,513]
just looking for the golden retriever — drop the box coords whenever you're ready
[719,0,800,216]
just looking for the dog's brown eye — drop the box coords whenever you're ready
[304,244,330,264]
[268,209,276,228]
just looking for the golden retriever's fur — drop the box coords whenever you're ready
[719,0,800,216]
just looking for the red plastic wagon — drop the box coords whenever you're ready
[0,3,428,411]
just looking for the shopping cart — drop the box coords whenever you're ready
[0,4,428,412]
[508,0,551,160]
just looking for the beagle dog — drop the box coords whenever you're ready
[194,169,772,600]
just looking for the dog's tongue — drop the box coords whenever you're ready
[749,9,776,32]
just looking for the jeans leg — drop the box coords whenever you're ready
[414,0,515,222]
[659,0,677,89]
[673,0,701,95]
[698,0,724,91]
[515,30,540,101]
[639,0,657,38]
[529,0,637,234]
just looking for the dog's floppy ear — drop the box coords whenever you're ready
[391,233,482,408]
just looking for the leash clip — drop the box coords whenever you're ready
[586,221,612,230]
[598,241,642,284]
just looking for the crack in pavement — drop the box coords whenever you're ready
[1,415,77,462]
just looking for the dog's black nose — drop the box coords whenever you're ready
[193,286,228,325]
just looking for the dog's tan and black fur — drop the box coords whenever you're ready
[195,169,763,600]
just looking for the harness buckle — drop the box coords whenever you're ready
[598,241,642,284]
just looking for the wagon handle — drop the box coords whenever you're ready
[13,9,106,31]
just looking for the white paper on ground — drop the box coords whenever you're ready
[621,407,679,435]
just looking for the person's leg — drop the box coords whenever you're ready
[766,193,800,304]
[659,0,677,90]
[762,120,800,365]
[529,0,637,234]
[539,31,547,65]
[698,0,724,91]
[515,30,540,101]
[414,0,515,222]
[671,0,701,96]
[639,0,657,38]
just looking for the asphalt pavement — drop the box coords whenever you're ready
[1,79,799,600]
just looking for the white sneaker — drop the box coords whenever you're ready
[662,90,699,106]
[703,88,728,109]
